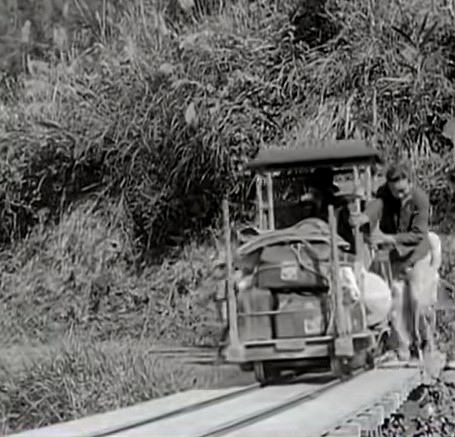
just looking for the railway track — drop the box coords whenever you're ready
[10,351,447,437]
[144,346,219,364]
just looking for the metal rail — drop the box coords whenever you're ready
[194,354,416,437]
[85,383,262,437]
[10,353,447,437]
[88,370,321,437]
[103,357,445,437]
[196,368,366,437]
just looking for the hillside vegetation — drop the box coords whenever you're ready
[2,0,455,249]
[2,0,455,434]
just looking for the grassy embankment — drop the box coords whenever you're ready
[2,0,455,434]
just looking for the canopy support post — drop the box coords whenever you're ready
[256,175,265,230]
[266,172,275,230]
[329,204,354,358]
[223,199,239,348]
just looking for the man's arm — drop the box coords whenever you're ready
[393,190,430,245]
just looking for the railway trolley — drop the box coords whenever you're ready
[219,140,396,384]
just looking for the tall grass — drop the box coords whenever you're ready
[0,197,223,346]
[1,0,454,252]
[0,337,241,435]
[0,196,225,434]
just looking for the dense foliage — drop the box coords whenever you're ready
[1,0,455,253]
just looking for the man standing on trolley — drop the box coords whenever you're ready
[351,161,435,361]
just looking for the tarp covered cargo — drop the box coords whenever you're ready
[234,218,392,328]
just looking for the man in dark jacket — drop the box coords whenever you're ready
[351,161,433,360]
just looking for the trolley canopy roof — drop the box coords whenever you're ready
[247,140,382,172]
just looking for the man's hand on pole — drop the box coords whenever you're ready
[370,230,396,247]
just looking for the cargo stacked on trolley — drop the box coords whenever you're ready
[219,140,395,383]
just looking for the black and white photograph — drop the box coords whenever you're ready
[1,0,455,436]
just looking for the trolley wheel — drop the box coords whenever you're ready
[366,329,390,368]
[365,350,376,369]
[253,362,279,384]
[330,357,352,379]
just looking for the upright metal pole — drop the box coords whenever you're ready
[329,205,345,336]
[329,205,353,357]
[256,175,264,230]
[266,172,275,230]
[223,199,239,346]
[353,166,368,332]
[353,166,364,270]
[365,166,372,201]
